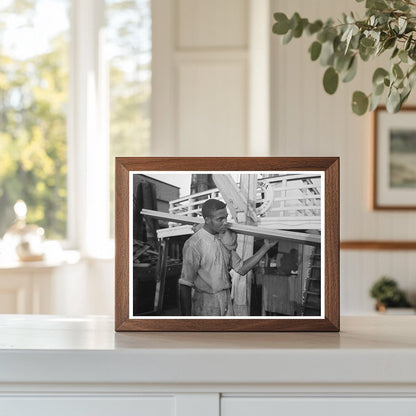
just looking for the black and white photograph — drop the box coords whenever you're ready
[129,171,324,319]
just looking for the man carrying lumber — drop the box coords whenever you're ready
[178,199,277,316]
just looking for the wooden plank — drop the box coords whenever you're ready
[141,209,321,245]
[212,174,258,222]
[154,239,169,313]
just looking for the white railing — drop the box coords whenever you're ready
[168,174,321,230]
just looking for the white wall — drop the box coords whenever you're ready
[152,0,250,156]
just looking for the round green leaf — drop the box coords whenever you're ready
[359,44,375,62]
[323,67,339,95]
[307,20,323,35]
[391,47,399,59]
[334,52,352,73]
[387,87,401,113]
[405,34,413,51]
[360,37,375,48]
[399,50,408,63]
[400,88,411,107]
[372,68,389,86]
[342,56,358,83]
[293,18,308,38]
[384,37,396,50]
[309,41,322,61]
[393,63,404,79]
[369,92,383,112]
[282,29,293,44]
[352,91,369,115]
[273,13,290,35]
[320,40,335,66]
[373,82,385,96]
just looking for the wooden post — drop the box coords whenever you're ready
[154,238,169,314]
[232,174,257,316]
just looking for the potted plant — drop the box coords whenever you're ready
[272,0,416,115]
[369,276,413,312]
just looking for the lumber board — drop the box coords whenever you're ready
[141,209,321,245]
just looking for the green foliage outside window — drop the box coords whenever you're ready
[0,1,69,238]
[0,0,151,240]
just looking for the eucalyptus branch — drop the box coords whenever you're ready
[272,0,416,115]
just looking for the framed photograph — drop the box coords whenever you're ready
[373,106,416,209]
[115,157,339,331]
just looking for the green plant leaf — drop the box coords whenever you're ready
[372,67,389,86]
[342,56,358,82]
[323,67,339,94]
[307,20,323,35]
[293,18,307,38]
[360,37,375,48]
[383,37,396,50]
[282,29,294,44]
[352,91,369,115]
[405,33,413,50]
[290,12,301,29]
[391,47,399,59]
[359,44,375,61]
[393,63,404,79]
[374,82,385,96]
[320,40,335,66]
[387,87,401,112]
[400,87,411,106]
[273,13,290,34]
[309,41,322,61]
[366,0,388,10]
[334,52,351,72]
[398,16,407,34]
[369,92,383,111]
[393,0,410,12]
[399,49,408,63]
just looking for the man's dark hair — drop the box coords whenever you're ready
[201,199,226,218]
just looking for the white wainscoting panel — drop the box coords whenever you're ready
[177,59,247,156]
[178,0,248,49]
[1,396,175,416]
[152,0,250,156]
[222,397,416,416]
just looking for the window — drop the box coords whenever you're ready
[0,0,70,239]
[0,0,151,253]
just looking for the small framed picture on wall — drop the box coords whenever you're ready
[374,106,416,209]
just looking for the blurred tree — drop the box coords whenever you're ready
[0,0,151,240]
[0,0,69,238]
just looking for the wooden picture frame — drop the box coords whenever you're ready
[373,106,416,210]
[115,157,339,331]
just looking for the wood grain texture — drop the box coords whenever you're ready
[325,157,340,331]
[115,159,130,330]
[341,241,416,250]
[114,157,340,332]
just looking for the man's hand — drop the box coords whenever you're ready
[263,238,278,249]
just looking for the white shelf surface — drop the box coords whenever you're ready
[0,315,415,388]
